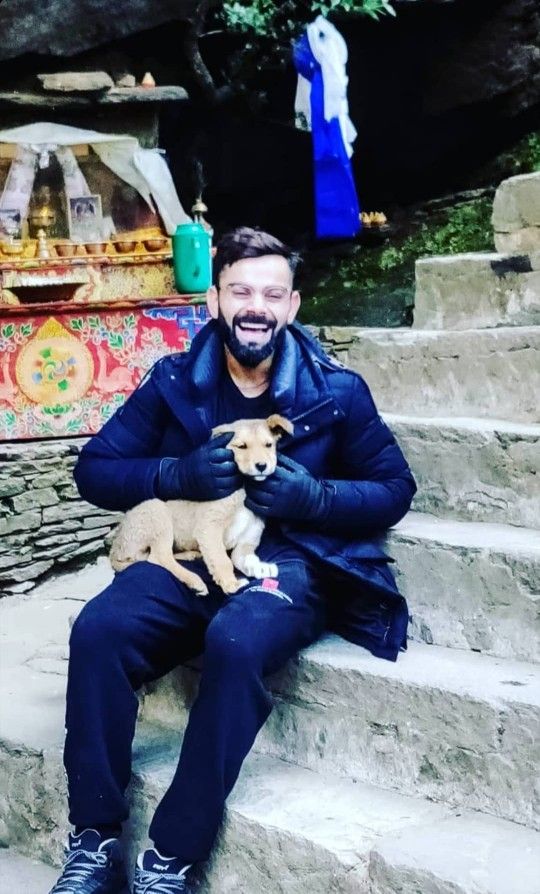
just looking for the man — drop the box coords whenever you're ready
[49,227,416,894]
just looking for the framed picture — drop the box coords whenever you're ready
[68,194,103,242]
[0,208,22,240]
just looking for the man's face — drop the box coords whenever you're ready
[206,255,301,368]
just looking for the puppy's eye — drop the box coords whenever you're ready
[265,442,273,448]
[235,443,247,449]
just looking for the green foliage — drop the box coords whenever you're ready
[522,132,540,172]
[222,0,395,39]
[299,195,494,325]
[379,197,494,271]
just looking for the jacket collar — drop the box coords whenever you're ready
[156,320,346,446]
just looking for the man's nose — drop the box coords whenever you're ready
[247,291,267,311]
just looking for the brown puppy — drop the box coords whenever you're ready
[109,415,293,595]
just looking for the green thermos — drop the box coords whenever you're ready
[172,222,212,293]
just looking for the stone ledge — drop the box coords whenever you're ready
[0,850,58,893]
[492,172,540,232]
[492,172,540,254]
[326,326,540,424]
[142,636,540,828]
[370,812,540,894]
[414,252,540,329]
[390,512,540,662]
[384,413,540,528]
[2,712,539,894]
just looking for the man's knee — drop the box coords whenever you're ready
[70,590,131,657]
[204,611,259,672]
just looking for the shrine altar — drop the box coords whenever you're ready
[0,120,211,442]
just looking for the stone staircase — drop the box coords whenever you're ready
[1,172,539,892]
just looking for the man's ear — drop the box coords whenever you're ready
[206,284,219,320]
[287,290,301,324]
[266,415,294,439]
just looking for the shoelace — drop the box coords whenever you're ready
[135,867,187,893]
[51,848,109,892]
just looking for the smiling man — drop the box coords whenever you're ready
[49,227,416,894]
[211,250,300,370]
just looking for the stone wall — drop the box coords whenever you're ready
[0,440,118,597]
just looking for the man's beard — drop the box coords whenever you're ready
[217,311,284,368]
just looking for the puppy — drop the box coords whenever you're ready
[109,414,293,596]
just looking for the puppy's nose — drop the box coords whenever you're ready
[255,462,267,472]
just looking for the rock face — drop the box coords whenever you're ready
[418,0,540,118]
[0,1,200,60]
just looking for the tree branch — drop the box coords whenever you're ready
[184,0,231,105]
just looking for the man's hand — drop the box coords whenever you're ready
[244,455,331,522]
[158,433,242,501]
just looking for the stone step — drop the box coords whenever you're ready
[369,812,540,894]
[142,639,540,830]
[0,849,58,894]
[413,252,540,329]
[3,566,539,838]
[127,736,454,893]
[389,512,540,662]
[2,705,539,894]
[2,566,539,890]
[321,325,540,423]
[492,171,540,254]
[384,414,540,528]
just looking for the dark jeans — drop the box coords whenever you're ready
[64,540,326,863]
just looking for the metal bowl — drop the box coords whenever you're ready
[113,240,138,254]
[85,242,108,255]
[143,237,168,252]
[55,242,77,258]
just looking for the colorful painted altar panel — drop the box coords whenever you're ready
[0,303,208,440]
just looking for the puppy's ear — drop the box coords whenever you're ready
[211,423,235,438]
[266,414,294,439]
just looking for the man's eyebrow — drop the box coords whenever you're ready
[226,282,289,290]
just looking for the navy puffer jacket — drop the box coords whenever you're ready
[75,320,416,660]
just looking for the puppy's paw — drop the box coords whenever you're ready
[239,554,278,579]
[217,575,242,595]
[186,572,209,597]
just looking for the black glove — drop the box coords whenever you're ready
[157,433,242,501]
[244,455,332,522]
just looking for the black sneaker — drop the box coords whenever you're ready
[48,828,128,893]
[132,848,193,893]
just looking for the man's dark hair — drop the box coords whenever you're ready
[213,226,301,285]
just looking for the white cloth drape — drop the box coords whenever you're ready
[0,122,190,234]
[295,16,357,158]
[0,145,38,221]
